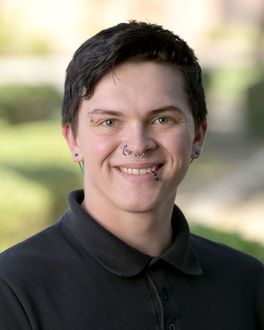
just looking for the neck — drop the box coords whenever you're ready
[82,196,175,257]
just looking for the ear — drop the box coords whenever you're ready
[62,124,83,162]
[191,120,208,160]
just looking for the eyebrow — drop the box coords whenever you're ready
[87,109,124,117]
[87,105,185,117]
[149,105,185,116]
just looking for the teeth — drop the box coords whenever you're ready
[121,166,157,175]
[139,168,147,175]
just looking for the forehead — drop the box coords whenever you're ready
[81,61,190,116]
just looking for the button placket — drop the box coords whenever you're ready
[161,288,169,301]
[148,262,180,330]
[168,323,176,330]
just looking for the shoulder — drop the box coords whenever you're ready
[191,233,264,279]
[191,234,264,327]
[0,217,67,282]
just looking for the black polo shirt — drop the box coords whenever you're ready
[0,190,263,329]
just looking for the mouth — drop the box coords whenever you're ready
[118,163,163,176]
[120,165,156,175]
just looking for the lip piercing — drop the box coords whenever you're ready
[122,145,145,159]
[151,170,160,181]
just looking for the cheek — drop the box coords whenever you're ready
[165,129,193,157]
[79,134,119,162]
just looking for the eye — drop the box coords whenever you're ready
[153,116,173,125]
[102,119,118,127]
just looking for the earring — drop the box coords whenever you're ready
[190,149,200,164]
[78,161,84,174]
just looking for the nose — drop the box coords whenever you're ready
[123,123,157,156]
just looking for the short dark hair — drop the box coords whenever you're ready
[62,21,207,134]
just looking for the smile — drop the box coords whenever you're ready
[120,166,157,175]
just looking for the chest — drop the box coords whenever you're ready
[21,266,256,330]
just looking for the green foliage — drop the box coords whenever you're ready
[0,122,82,252]
[0,85,62,124]
[0,121,68,164]
[0,167,51,251]
[246,77,264,138]
[207,66,264,140]
[209,67,259,96]
[191,224,264,262]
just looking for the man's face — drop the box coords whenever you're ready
[64,61,206,215]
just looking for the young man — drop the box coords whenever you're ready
[0,21,263,329]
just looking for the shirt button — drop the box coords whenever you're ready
[168,323,176,330]
[161,288,168,300]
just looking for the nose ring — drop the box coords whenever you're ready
[122,144,145,159]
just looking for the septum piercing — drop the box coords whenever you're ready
[122,144,159,181]
[122,144,145,159]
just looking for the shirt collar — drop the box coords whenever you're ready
[62,190,203,277]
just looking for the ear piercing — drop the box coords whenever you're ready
[190,149,200,164]
[122,144,145,159]
[73,152,84,173]
[78,161,84,174]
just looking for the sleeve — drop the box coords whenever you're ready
[256,262,264,330]
[0,277,31,330]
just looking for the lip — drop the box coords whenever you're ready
[115,162,163,171]
[115,162,162,169]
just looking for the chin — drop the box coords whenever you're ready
[117,198,162,214]
[122,206,157,214]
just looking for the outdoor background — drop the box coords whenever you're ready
[0,0,264,260]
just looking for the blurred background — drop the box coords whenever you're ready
[0,0,263,259]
